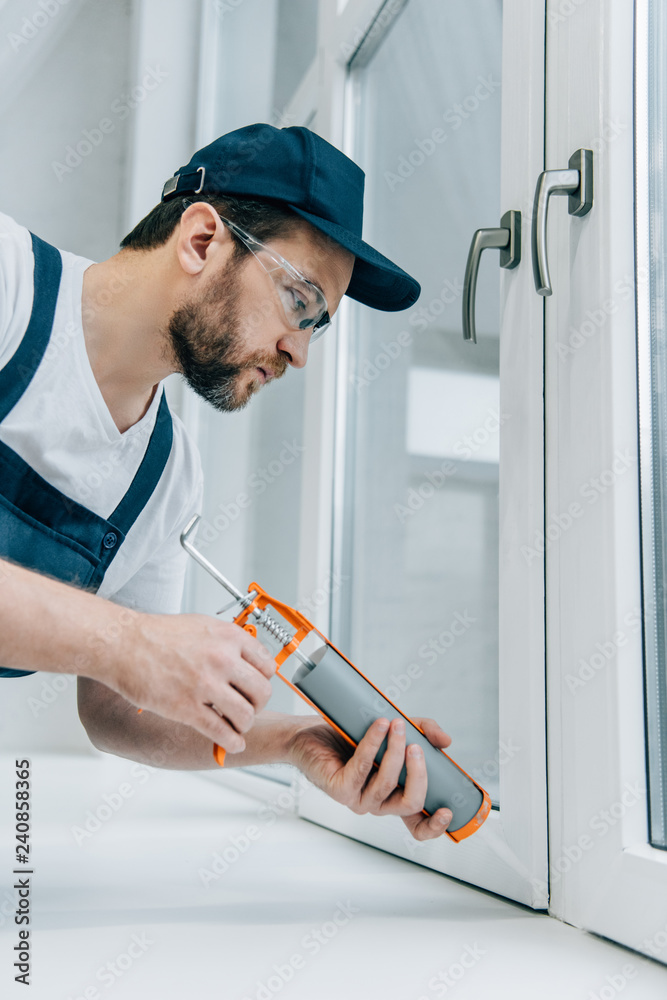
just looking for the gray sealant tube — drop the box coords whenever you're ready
[292,645,484,832]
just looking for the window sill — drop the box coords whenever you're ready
[1,753,665,997]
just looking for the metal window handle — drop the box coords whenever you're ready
[462,209,521,344]
[531,148,593,296]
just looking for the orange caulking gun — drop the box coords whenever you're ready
[181,515,491,842]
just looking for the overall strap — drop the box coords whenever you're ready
[109,391,174,537]
[0,233,63,422]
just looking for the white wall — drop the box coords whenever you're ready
[0,0,133,260]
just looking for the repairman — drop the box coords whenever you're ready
[0,124,453,841]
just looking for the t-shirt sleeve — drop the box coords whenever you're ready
[0,213,33,367]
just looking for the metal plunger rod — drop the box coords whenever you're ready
[180,516,315,670]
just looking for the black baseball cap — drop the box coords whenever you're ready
[161,123,420,312]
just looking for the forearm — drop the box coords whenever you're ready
[0,558,135,681]
[78,676,320,770]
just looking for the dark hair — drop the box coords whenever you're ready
[119,193,300,258]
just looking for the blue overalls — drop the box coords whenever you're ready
[0,233,173,678]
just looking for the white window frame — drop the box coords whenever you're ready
[543,0,667,960]
[295,0,550,908]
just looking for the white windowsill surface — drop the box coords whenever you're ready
[1,754,666,1000]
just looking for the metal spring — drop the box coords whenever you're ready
[251,607,294,648]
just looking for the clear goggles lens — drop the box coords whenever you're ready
[254,250,331,340]
[217,214,331,341]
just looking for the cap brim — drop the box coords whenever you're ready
[288,206,421,312]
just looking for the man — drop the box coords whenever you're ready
[0,124,453,841]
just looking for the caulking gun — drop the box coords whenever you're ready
[181,515,491,842]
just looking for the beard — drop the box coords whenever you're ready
[167,257,288,412]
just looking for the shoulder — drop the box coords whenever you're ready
[0,213,35,366]
[0,211,32,249]
[0,212,34,283]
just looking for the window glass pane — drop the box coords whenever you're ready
[272,0,319,118]
[334,0,503,801]
[641,0,667,850]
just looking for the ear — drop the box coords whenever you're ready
[175,202,233,276]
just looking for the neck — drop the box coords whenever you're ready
[81,248,177,433]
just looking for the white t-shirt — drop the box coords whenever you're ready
[0,212,203,613]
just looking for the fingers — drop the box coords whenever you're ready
[412,716,452,749]
[369,730,428,817]
[344,717,390,790]
[239,629,277,678]
[379,740,429,815]
[360,718,411,810]
[189,703,247,753]
[225,657,274,712]
[210,683,258,734]
[352,716,452,818]
[404,807,453,842]
[200,657,274,742]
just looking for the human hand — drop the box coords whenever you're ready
[106,613,276,753]
[288,714,454,841]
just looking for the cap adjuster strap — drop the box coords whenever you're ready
[162,165,206,200]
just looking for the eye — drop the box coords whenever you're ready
[288,287,308,312]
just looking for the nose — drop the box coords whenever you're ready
[276,328,310,369]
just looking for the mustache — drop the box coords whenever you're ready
[242,350,289,381]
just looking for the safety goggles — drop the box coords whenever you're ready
[219,215,331,341]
